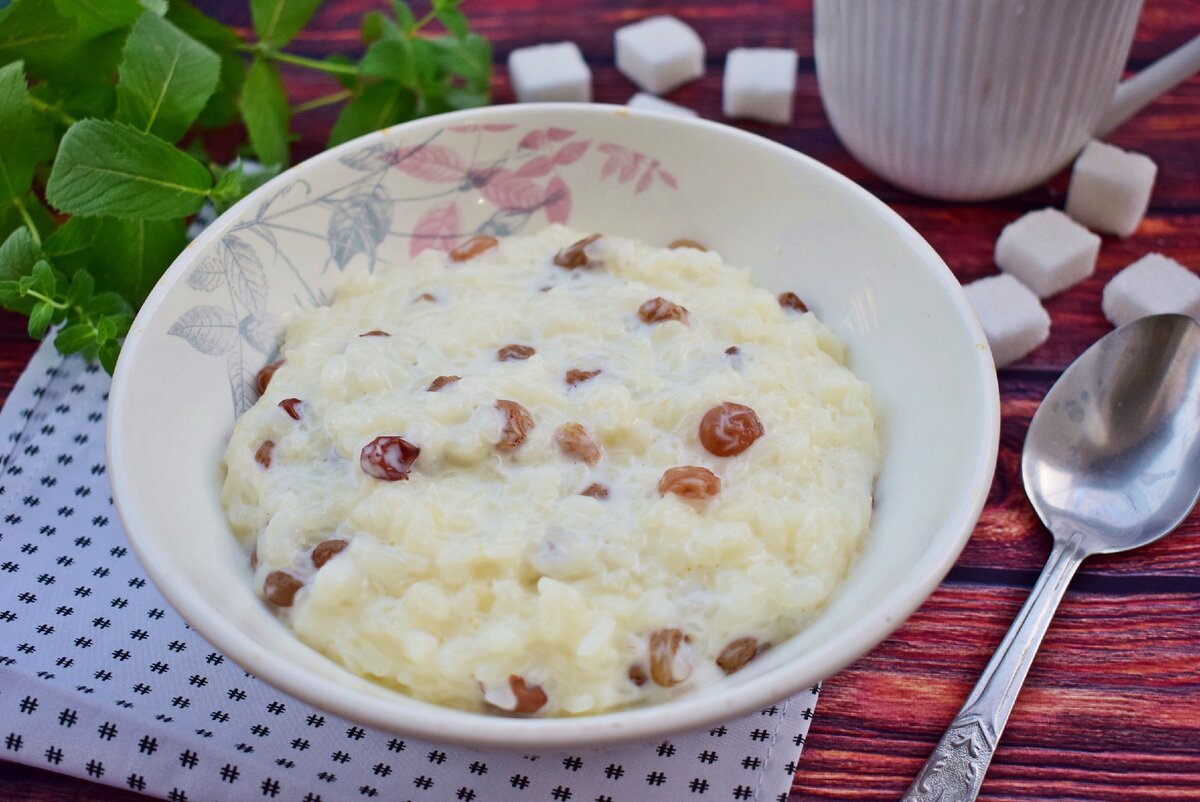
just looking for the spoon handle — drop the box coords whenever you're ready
[900,537,1086,802]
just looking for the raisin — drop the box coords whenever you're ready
[554,423,602,465]
[312,539,349,569]
[580,483,609,499]
[669,238,707,251]
[498,344,536,361]
[699,402,764,457]
[725,346,740,355]
[648,628,692,687]
[565,368,602,386]
[778,292,808,313]
[263,571,302,607]
[553,233,602,268]
[415,292,437,303]
[638,297,688,324]
[628,664,647,686]
[450,235,499,262]
[427,375,461,392]
[716,637,765,674]
[278,398,302,420]
[495,400,534,452]
[359,330,390,337]
[255,359,284,396]
[658,466,721,500]
[508,675,548,714]
[255,441,274,469]
[359,435,420,481]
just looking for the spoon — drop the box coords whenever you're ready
[901,313,1200,802]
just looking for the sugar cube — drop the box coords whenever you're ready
[615,16,705,95]
[508,42,592,103]
[994,208,1100,298]
[1101,253,1200,328]
[1065,140,1157,237]
[627,92,698,118]
[963,274,1051,368]
[722,48,798,125]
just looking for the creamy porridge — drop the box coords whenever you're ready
[221,225,881,716]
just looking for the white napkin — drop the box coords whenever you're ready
[0,340,818,801]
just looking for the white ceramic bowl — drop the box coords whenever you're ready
[108,104,999,749]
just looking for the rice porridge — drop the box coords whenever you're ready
[221,225,881,716]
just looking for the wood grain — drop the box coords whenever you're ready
[2,0,1199,800]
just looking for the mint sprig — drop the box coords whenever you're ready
[0,0,490,372]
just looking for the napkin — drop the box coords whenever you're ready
[0,341,818,801]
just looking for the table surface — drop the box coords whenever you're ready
[3,1,1199,800]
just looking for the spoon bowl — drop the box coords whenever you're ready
[1023,313,1200,553]
[904,313,1200,802]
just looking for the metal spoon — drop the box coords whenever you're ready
[902,313,1200,802]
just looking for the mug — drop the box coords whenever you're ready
[814,0,1200,201]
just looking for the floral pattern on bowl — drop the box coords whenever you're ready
[168,123,679,415]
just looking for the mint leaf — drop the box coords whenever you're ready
[46,119,213,220]
[98,338,119,372]
[0,61,46,206]
[0,0,126,87]
[241,58,290,167]
[52,0,142,40]
[434,32,491,93]
[328,81,415,146]
[27,298,54,339]
[361,37,417,87]
[45,215,184,304]
[211,162,280,213]
[250,0,323,48]
[0,227,39,278]
[53,320,96,353]
[195,50,245,127]
[87,290,132,317]
[391,0,415,33]
[116,11,221,142]
[165,0,239,49]
[434,7,467,40]
[164,0,243,127]
[64,267,94,307]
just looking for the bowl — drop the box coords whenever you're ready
[107,104,1000,748]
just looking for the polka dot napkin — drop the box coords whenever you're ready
[0,341,818,802]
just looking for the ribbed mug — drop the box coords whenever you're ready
[814,0,1200,200]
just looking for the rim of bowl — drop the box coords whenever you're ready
[107,103,1001,748]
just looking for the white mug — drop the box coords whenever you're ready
[814,0,1200,201]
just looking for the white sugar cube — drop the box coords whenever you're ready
[627,92,697,118]
[508,42,592,103]
[964,274,1051,368]
[994,208,1100,298]
[1065,140,1157,237]
[1101,253,1200,327]
[615,16,705,95]
[722,48,798,125]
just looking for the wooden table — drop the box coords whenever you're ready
[3,1,1198,799]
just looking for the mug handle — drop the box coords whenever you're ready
[1096,33,1200,136]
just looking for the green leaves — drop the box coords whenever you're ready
[45,215,185,304]
[329,81,415,146]
[116,11,221,142]
[46,119,213,220]
[0,0,127,87]
[52,0,143,40]
[241,58,290,167]
[250,0,323,48]
[0,0,493,374]
[0,61,40,207]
